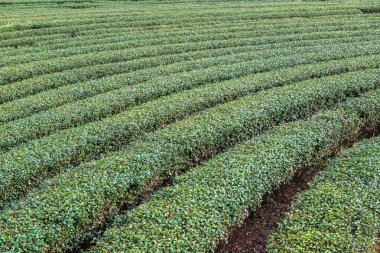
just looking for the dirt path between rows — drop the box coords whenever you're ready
[215,161,327,253]
[216,129,380,253]
[375,241,380,252]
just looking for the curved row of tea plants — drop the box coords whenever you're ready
[90,89,380,253]
[0,69,379,252]
[0,11,361,52]
[3,37,377,125]
[1,13,372,58]
[0,1,379,252]
[3,31,377,104]
[0,36,379,109]
[0,3,373,50]
[4,6,346,39]
[0,5,363,43]
[2,17,377,67]
[1,46,379,151]
[268,135,380,253]
[1,8,359,51]
[2,26,378,87]
[1,0,370,22]
[1,4,359,32]
[1,29,285,85]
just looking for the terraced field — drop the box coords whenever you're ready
[0,0,379,252]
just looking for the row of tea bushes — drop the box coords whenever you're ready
[4,34,378,123]
[0,70,378,252]
[268,135,380,252]
[90,89,380,253]
[1,29,378,102]
[1,47,379,151]
[2,17,377,67]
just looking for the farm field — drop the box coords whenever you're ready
[0,0,379,252]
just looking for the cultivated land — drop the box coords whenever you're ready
[0,0,379,252]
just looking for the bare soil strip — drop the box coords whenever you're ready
[216,128,380,253]
[215,158,329,253]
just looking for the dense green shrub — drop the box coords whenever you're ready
[0,48,378,151]
[1,1,379,252]
[0,71,378,252]
[1,31,378,104]
[2,15,376,59]
[268,135,380,252]
[1,18,378,67]
[0,5,363,42]
[3,36,378,124]
[90,89,380,253]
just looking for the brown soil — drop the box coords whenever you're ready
[375,241,380,252]
[215,163,325,253]
[71,129,379,253]
[216,129,380,253]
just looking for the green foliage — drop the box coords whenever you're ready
[1,15,377,60]
[0,45,379,151]
[89,89,380,253]
[268,134,380,253]
[0,1,379,252]
[1,30,378,104]
[0,71,379,252]
[2,35,377,123]
[1,18,378,66]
